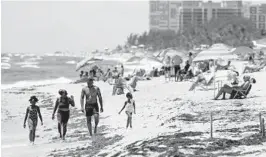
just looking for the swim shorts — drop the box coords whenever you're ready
[85,103,99,117]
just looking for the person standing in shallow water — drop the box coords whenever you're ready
[119,92,136,128]
[52,89,75,140]
[80,78,104,136]
[23,96,43,145]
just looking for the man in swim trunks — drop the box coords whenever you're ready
[80,78,103,136]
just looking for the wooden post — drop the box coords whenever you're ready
[259,113,262,134]
[217,82,220,95]
[213,80,216,99]
[210,112,213,139]
[262,118,265,137]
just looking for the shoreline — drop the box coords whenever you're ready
[2,72,266,157]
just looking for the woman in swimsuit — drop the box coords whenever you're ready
[118,93,136,128]
[23,96,43,145]
[52,89,75,140]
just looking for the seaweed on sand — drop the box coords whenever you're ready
[205,133,266,152]
[115,131,204,157]
[113,131,266,157]
[162,113,209,126]
[49,134,123,157]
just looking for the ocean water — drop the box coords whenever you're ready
[1,54,128,89]
[1,55,83,89]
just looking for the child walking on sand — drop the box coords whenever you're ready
[119,92,136,128]
[23,96,43,145]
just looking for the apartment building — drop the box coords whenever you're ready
[149,1,182,31]
[178,0,242,31]
[249,4,266,30]
[149,0,243,32]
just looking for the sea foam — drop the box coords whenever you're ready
[66,60,76,64]
[1,77,73,89]
[21,64,40,68]
[1,63,11,69]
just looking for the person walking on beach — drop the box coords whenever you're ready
[23,96,43,145]
[172,55,182,82]
[120,65,124,77]
[119,92,136,128]
[164,56,171,82]
[80,78,104,136]
[188,52,193,66]
[52,89,75,140]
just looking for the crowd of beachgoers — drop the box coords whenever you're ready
[2,43,266,157]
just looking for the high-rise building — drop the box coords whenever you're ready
[242,1,252,19]
[149,0,243,32]
[249,4,266,30]
[221,0,242,8]
[149,1,182,31]
[177,0,242,31]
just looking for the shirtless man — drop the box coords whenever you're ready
[80,78,103,136]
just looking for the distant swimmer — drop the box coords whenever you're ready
[52,89,75,140]
[23,96,43,145]
[119,92,136,128]
[80,78,103,136]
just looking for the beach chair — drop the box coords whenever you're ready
[230,84,252,99]
[198,75,214,90]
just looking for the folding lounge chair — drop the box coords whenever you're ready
[230,84,252,99]
[198,76,214,90]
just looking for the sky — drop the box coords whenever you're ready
[1,1,149,54]
[1,0,264,54]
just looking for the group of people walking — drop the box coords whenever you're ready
[23,77,136,144]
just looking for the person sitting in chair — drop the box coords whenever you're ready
[180,60,193,81]
[214,76,255,100]
[189,62,216,91]
[242,60,266,74]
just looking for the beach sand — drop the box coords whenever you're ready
[1,71,266,157]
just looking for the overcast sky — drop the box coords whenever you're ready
[1,1,149,54]
[1,0,263,54]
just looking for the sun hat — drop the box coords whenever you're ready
[29,96,39,102]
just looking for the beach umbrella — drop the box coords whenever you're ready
[231,46,254,59]
[254,38,266,47]
[136,57,163,71]
[126,56,143,63]
[209,43,232,50]
[193,48,238,62]
[131,45,137,49]
[162,50,187,64]
[76,57,103,71]
[77,59,120,72]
